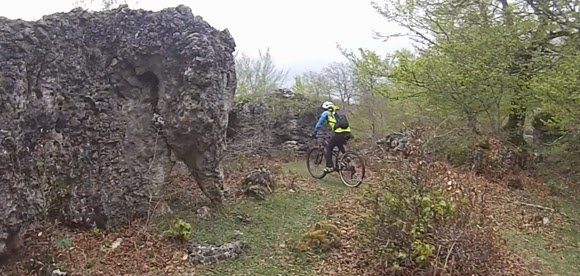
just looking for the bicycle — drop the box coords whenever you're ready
[306,136,365,187]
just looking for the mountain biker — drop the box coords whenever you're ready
[310,101,352,173]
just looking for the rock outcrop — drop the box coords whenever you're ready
[226,89,319,155]
[377,130,422,157]
[0,5,235,257]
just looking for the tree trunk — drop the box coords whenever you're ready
[499,0,526,146]
[504,97,526,146]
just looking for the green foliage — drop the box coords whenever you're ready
[361,173,455,270]
[374,0,579,141]
[530,50,580,127]
[235,49,288,97]
[163,219,192,242]
[53,235,74,250]
[389,26,523,134]
[536,132,580,186]
[293,71,332,101]
[342,48,393,98]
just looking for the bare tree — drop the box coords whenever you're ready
[323,62,358,107]
[293,70,333,101]
[235,49,288,97]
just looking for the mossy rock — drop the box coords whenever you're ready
[298,222,341,252]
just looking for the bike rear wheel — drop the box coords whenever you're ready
[306,147,326,179]
[338,152,365,187]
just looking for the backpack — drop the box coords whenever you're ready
[333,110,350,130]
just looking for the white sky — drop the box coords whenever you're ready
[1,0,411,84]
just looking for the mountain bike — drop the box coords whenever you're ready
[306,136,365,187]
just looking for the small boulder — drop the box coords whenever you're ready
[188,241,247,264]
[282,140,301,151]
[241,166,276,200]
[377,130,421,156]
[196,206,211,220]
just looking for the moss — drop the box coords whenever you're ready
[298,221,341,252]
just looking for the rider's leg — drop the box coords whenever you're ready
[325,135,340,168]
[337,142,346,154]
[336,132,350,153]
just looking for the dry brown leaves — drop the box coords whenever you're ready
[3,220,195,275]
[308,146,553,275]
[311,189,376,275]
[1,146,563,275]
[415,159,556,275]
[1,159,299,276]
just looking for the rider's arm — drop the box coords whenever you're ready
[313,111,330,134]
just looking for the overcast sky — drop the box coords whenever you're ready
[2,0,411,84]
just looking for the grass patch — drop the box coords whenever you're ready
[282,160,351,192]
[196,191,325,275]
[159,161,349,275]
[503,198,580,275]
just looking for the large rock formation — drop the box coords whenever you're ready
[226,89,319,155]
[0,5,236,256]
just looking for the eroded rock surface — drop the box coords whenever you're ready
[0,5,235,257]
[377,130,422,157]
[241,166,275,200]
[226,89,318,155]
[188,241,247,264]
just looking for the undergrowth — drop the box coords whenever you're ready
[360,164,508,275]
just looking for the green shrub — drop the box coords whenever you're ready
[547,179,567,197]
[163,219,192,242]
[537,131,580,190]
[422,122,481,166]
[361,169,458,271]
[53,235,74,250]
[361,166,507,274]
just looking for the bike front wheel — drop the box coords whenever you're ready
[338,152,365,187]
[307,147,326,179]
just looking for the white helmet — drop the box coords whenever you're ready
[321,101,333,110]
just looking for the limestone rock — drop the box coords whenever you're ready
[377,130,421,156]
[188,241,247,264]
[240,166,275,200]
[0,5,236,257]
[196,206,211,220]
[226,89,319,155]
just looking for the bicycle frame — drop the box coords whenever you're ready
[313,137,346,171]
[307,136,365,187]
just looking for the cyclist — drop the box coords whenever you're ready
[310,101,352,173]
